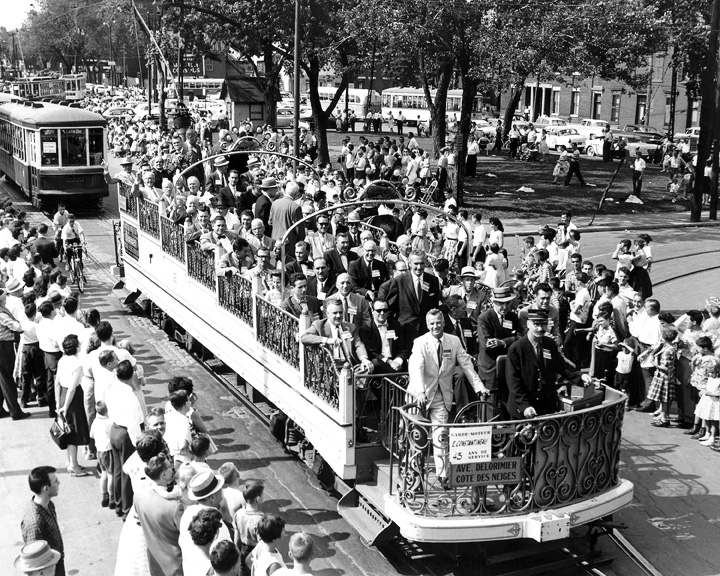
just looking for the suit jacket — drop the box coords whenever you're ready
[301,319,369,365]
[237,190,257,212]
[362,318,410,365]
[216,186,237,209]
[323,248,358,275]
[506,335,566,419]
[443,315,479,358]
[199,230,237,253]
[307,274,337,300]
[385,272,441,344]
[254,194,273,233]
[33,236,58,265]
[279,295,322,320]
[447,285,489,321]
[326,292,373,331]
[269,195,304,245]
[348,258,390,296]
[205,169,228,195]
[306,231,335,260]
[285,259,314,279]
[133,485,184,576]
[408,332,483,410]
[476,308,521,386]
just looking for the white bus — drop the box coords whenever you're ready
[309,86,381,118]
[61,73,87,101]
[179,78,224,100]
[381,87,491,127]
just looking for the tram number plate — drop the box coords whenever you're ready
[449,458,522,488]
[123,222,140,261]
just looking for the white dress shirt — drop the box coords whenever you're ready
[105,380,144,445]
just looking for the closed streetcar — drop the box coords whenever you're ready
[0,101,109,209]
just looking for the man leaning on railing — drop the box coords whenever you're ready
[216,238,253,277]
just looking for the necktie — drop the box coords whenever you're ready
[456,321,466,350]
[416,276,422,302]
[437,339,443,367]
[343,297,349,322]
[536,343,545,378]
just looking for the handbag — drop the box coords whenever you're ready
[49,414,72,450]
[706,377,720,397]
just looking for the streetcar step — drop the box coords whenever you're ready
[338,488,398,547]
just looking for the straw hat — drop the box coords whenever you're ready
[491,286,515,302]
[459,266,479,279]
[14,541,61,572]
[187,470,225,501]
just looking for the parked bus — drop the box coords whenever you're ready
[381,86,493,127]
[309,86,381,118]
[62,73,87,101]
[179,78,224,100]
[0,100,108,209]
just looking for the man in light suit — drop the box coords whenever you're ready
[408,309,489,486]
[133,453,184,576]
[269,181,305,250]
[300,300,374,372]
[200,216,237,257]
[326,273,373,331]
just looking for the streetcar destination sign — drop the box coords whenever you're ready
[449,458,522,488]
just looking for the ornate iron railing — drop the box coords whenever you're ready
[160,216,185,263]
[118,185,138,219]
[218,274,253,325]
[256,296,299,368]
[353,373,409,447]
[187,243,216,292]
[391,387,625,518]
[303,346,342,409]
[138,198,160,239]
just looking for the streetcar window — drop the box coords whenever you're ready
[41,129,59,166]
[60,128,87,167]
[89,128,104,166]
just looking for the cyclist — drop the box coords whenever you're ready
[61,213,86,276]
[52,203,69,261]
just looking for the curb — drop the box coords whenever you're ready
[505,217,720,238]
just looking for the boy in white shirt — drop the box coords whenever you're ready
[90,400,113,507]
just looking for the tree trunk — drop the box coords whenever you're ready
[307,55,348,167]
[263,46,278,126]
[423,60,453,158]
[503,80,526,137]
[692,0,720,221]
[454,78,479,207]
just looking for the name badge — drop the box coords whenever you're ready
[317,291,326,300]
[543,350,553,360]
[502,320,513,329]
[386,330,396,339]
[467,300,477,310]
[422,282,430,292]
[372,269,380,278]
[348,306,358,315]
[215,179,222,185]
[442,349,452,359]
[463,329,473,338]
[341,331,352,340]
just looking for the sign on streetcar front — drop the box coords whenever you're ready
[448,426,522,487]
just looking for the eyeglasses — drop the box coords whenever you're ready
[317,222,329,226]
[374,308,389,313]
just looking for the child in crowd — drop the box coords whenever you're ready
[233,479,266,576]
[274,532,315,575]
[690,336,720,447]
[646,326,679,427]
[591,311,619,384]
[190,434,214,472]
[220,462,246,519]
[89,400,113,507]
[552,152,569,184]
[615,339,636,399]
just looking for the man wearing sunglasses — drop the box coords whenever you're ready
[361,299,409,373]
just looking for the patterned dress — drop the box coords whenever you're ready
[647,343,678,403]
[693,354,720,421]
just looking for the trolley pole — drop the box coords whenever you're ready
[292,0,301,176]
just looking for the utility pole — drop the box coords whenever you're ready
[644,54,653,126]
[292,0,300,176]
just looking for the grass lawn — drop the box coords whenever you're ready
[322,129,691,220]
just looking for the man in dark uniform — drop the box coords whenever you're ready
[506,309,568,419]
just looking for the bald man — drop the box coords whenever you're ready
[348,240,389,299]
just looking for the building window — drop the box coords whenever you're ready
[635,95,647,124]
[552,89,560,115]
[570,90,580,116]
[249,104,264,121]
[610,94,621,123]
[206,60,213,72]
[690,99,699,126]
[591,92,602,119]
[664,94,672,127]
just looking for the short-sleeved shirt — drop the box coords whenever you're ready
[233,508,265,547]
[61,221,84,242]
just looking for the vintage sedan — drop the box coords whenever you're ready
[545,127,586,151]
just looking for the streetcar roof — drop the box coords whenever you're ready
[0,101,106,127]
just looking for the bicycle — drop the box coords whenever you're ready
[65,243,87,293]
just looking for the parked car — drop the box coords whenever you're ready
[534,116,568,130]
[472,119,497,137]
[622,124,664,144]
[545,127,587,151]
[621,134,662,159]
[102,107,136,122]
[572,118,612,140]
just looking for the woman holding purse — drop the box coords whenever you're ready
[56,334,90,476]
